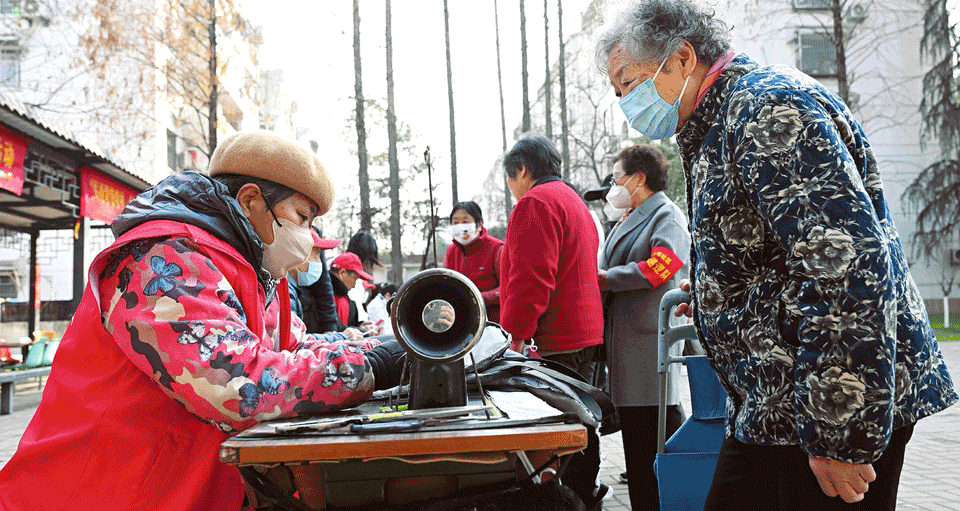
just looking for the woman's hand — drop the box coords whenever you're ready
[342,327,364,340]
[360,321,383,336]
[673,279,693,318]
[598,269,609,292]
[809,457,876,503]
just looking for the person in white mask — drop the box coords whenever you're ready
[0,130,407,510]
[442,201,504,323]
[596,143,690,511]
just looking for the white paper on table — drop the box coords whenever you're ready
[485,389,564,420]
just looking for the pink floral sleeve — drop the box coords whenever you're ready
[97,237,375,433]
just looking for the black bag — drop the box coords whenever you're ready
[469,354,620,436]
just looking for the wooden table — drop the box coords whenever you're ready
[221,399,588,509]
[221,421,586,465]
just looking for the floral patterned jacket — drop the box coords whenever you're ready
[0,172,383,510]
[98,230,379,433]
[676,54,957,463]
[99,173,382,433]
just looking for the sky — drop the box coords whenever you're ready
[243,0,598,215]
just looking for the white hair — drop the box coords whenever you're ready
[595,0,732,72]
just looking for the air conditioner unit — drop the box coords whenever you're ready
[18,0,50,27]
[847,3,868,21]
[950,247,960,266]
[21,0,38,15]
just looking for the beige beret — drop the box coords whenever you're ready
[208,130,335,216]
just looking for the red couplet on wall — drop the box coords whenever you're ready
[0,125,29,196]
[79,166,138,223]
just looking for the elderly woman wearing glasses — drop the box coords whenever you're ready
[597,144,689,511]
[596,1,956,509]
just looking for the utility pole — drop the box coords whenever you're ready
[421,146,439,270]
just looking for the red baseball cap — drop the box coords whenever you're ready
[330,252,374,281]
[311,230,342,250]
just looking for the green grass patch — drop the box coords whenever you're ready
[929,313,960,342]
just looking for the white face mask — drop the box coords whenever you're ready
[451,222,480,245]
[603,202,628,220]
[605,174,638,209]
[261,217,314,278]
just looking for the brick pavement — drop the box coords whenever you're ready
[1,343,958,510]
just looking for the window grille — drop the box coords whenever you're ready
[793,0,832,10]
[797,31,838,78]
[0,40,21,88]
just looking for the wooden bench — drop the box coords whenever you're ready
[0,366,52,415]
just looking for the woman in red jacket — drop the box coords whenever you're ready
[0,131,404,511]
[442,201,504,323]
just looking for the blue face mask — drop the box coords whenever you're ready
[296,260,324,287]
[618,56,690,140]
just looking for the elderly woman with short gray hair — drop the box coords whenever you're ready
[596,1,957,510]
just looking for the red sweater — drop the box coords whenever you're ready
[443,228,504,322]
[500,180,603,352]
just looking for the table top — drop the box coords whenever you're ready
[220,397,588,466]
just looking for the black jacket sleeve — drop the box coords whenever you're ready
[312,249,339,333]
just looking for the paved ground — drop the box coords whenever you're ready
[1,342,958,510]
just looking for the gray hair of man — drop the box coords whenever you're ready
[595,0,732,73]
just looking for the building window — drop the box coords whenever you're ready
[793,0,832,10]
[0,40,20,87]
[797,31,837,78]
[0,0,20,16]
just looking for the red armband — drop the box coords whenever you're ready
[637,246,684,289]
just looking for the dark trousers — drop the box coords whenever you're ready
[619,404,685,511]
[540,347,602,508]
[703,424,914,511]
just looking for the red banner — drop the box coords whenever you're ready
[34,264,40,311]
[0,125,28,196]
[79,167,138,223]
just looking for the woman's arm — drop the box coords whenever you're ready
[98,238,375,433]
[604,216,689,293]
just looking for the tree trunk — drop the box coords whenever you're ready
[543,0,552,138]
[832,0,849,105]
[385,0,403,284]
[354,0,372,232]
[520,0,530,132]
[443,0,458,204]
[494,0,511,221]
[207,0,217,154]
[557,0,570,179]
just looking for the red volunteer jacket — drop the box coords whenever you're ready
[0,220,376,510]
[443,227,504,322]
[499,180,604,352]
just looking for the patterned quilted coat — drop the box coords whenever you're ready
[676,54,957,464]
